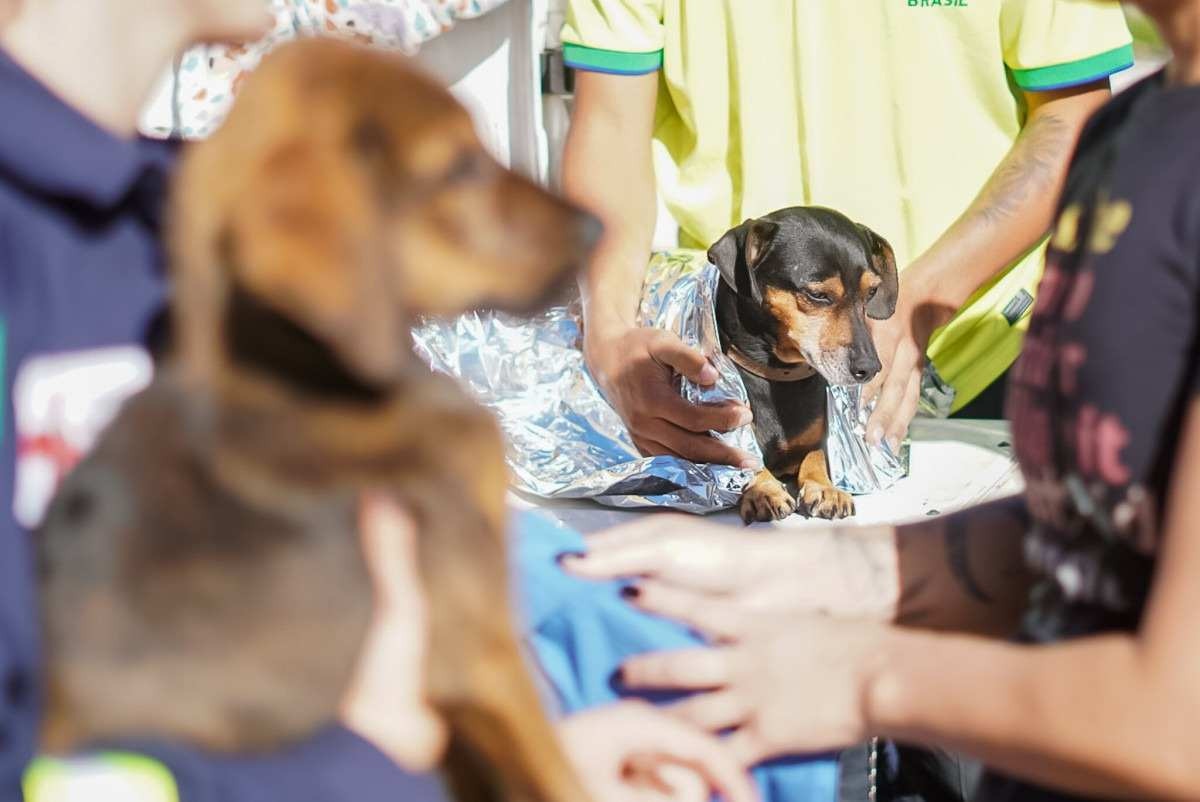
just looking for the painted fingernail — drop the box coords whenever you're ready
[609,667,625,688]
[555,551,586,565]
[699,363,719,384]
[620,584,641,600]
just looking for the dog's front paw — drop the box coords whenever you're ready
[798,481,854,519]
[739,472,797,524]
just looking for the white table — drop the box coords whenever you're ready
[510,419,1024,534]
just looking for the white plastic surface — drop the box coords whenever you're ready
[510,419,1023,534]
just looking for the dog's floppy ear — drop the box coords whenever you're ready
[744,219,780,270]
[707,225,743,291]
[226,141,405,385]
[860,224,898,320]
[707,218,780,294]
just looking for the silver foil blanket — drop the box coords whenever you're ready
[413,250,908,514]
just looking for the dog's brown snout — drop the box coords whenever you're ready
[847,314,881,383]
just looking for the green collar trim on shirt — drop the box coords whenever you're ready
[24,753,179,802]
[1011,43,1135,91]
[562,43,663,75]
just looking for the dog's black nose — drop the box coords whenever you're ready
[849,351,882,383]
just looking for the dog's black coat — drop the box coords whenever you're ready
[708,206,897,521]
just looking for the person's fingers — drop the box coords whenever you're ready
[653,733,760,802]
[626,581,744,638]
[356,495,419,615]
[654,392,753,435]
[651,764,711,802]
[861,372,883,411]
[622,705,761,802]
[645,419,757,468]
[725,728,772,769]
[631,434,679,459]
[619,757,690,801]
[667,690,751,734]
[865,346,919,446]
[882,369,922,452]
[862,322,901,408]
[621,648,734,691]
[561,540,674,580]
[648,331,720,386]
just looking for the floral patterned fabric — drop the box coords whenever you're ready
[151,0,511,139]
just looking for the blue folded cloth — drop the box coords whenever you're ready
[512,510,838,802]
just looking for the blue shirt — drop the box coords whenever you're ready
[515,511,839,802]
[0,47,446,802]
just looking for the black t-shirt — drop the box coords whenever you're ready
[977,74,1200,801]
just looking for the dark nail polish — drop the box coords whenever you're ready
[555,551,586,565]
[609,667,625,688]
[620,584,641,600]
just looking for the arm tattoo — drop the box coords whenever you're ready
[944,515,994,604]
[974,111,1073,226]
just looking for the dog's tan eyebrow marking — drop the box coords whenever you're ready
[765,286,797,317]
[804,277,844,300]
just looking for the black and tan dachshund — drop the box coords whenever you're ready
[708,206,898,524]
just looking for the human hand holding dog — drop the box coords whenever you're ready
[862,281,947,453]
[566,71,757,467]
[562,515,900,622]
[558,701,760,802]
[865,85,1108,446]
[585,327,757,467]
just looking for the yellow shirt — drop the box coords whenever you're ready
[562,0,1133,410]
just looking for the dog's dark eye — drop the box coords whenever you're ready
[801,288,831,305]
[867,287,879,301]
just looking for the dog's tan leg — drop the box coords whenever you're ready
[796,449,854,519]
[739,468,797,524]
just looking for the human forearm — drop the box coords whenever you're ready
[714,495,1030,632]
[561,71,659,342]
[892,495,1033,635]
[863,85,1109,447]
[905,84,1109,324]
[876,398,1200,799]
[571,171,656,340]
[558,73,751,461]
[867,631,1199,799]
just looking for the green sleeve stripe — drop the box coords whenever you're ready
[562,43,663,75]
[24,753,179,802]
[1011,43,1134,91]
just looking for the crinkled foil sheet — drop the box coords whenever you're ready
[413,251,907,514]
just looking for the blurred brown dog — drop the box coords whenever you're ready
[38,38,598,801]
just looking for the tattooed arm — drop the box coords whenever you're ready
[892,495,1034,636]
[866,82,1111,450]
[617,404,1200,799]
